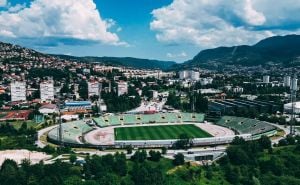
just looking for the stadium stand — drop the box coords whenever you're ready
[216,116,276,136]
[48,120,94,144]
[93,113,205,127]
[123,114,138,125]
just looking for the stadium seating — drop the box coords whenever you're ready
[92,113,205,127]
[165,113,181,123]
[181,113,193,122]
[216,116,276,135]
[48,120,94,144]
[93,117,108,127]
[123,114,138,125]
[109,116,122,126]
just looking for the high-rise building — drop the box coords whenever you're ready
[40,80,55,102]
[179,70,200,81]
[263,75,270,83]
[117,81,128,96]
[179,71,189,79]
[11,81,26,102]
[284,76,291,87]
[190,71,200,81]
[88,81,100,97]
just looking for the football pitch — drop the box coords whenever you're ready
[114,124,212,140]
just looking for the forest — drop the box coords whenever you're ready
[1,135,300,185]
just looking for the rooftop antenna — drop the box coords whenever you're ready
[290,74,298,135]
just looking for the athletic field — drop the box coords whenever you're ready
[114,124,212,140]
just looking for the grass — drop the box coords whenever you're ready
[115,124,212,140]
[0,120,39,129]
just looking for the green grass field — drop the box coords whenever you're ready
[0,120,38,129]
[114,124,212,140]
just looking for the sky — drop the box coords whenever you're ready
[0,0,300,62]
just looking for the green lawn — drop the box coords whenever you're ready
[0,120,38,129]
[115,124,212,140]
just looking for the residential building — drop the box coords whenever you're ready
[117,81,128,96]
[263,75,270,83]
[40,80,55,102]
[88,81,100,97]
[179,70,200,81]
[284,76,291,87]
[11,81,26,102]
[39,104,58,115]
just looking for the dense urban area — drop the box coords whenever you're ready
[1,39,300,185]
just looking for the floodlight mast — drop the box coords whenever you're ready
[98,83,102,115]
[290,74,298,135]
[57,97,64,148]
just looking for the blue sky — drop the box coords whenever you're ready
[0,0,300,62]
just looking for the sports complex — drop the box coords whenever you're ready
[47,113,278,148]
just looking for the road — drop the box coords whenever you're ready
[269,123,290,144]
[126,99,167,113]
[35,124,58,148]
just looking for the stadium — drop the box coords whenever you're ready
[47,113,278,148]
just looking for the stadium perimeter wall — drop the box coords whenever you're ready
[112,134,252,147]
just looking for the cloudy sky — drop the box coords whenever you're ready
[0,0,299,62]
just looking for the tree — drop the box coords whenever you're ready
[0,159,19,185]
[173,153,185,166]
[149,150,161,162]
[114,152,127,176]
[69,154,77,164]
[231,136,246,145]
[173,134,193,150]
[194,93,208,113]
[78,80,88,100]
[166,92,181,109]
[161,147,167,155]
[131,150,147,163]
[205,166,213,180]
[126,145,133,154]
[258,135,272,150]
[63,176,84,185]
[226,146,250,165]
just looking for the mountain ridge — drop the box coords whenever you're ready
[52,54,176,70]
[179,34,300,69]
[0,41,175,70]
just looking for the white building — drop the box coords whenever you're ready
[88,81,100,97]
[263,75,270,83]
[291,77,298,91]
[98,100,107,112]
[200,77,213,86]
[232,87,244,93]
[117,81,128,96]
[40,80,54,102]
[179,70,200,81]
[39,104,58,115]
[151,90,158,99]
[179,71,189,79]
[11,81,26,102]
[190,71,200,81]
[199,88,222,94]
[284,102,300,114]
[284,76,291,87]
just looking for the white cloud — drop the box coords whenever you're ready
[0,0,7,7]
[7,3,26,13]
[0,0,125,46]
[151,0,300,48]
[166,51,187,58]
